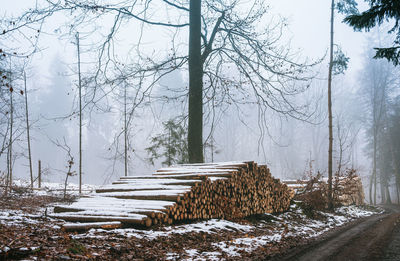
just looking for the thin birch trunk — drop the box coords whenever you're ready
[24,72,34,188]
[76,32,83,194]
[124,83,128,177]
[327,0,335,210]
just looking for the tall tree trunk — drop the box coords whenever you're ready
[188,0,203,163]
[76,32,83,194]
[8,70,13,191]
[380,174,386,204]
[5,137,10,196]
[327,0,335,210]
[24,72,34,188]
[395,166,400,204]
[124,83,128,176]
[369,172,373,204]
[371,118,378,205]
[38,160,41,188]
[397,180,400,204]
[390,135,400,204]
[374,141,377,205]
[386,184,392,204]
[168,126,172,166]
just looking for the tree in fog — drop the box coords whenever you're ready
[328,0,356,209]
[376,122,393,204]
[8,0,317,166]
[359,36,396,204]
[326,0,357,209]
[0,55,29,191]
[0,52,12,159]
[387,96,400,203]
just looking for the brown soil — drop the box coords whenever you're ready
[1,189,395,261]
[272,205,400,261]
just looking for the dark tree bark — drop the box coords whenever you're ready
[327,0,334,210]
[188,0,203,163]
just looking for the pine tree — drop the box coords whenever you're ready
[146,119,189,167]
[344,0,400,65]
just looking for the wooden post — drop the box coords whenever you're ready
[38,160,41,188]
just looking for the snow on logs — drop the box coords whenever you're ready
[52,161,294,227]
[62,221,122,232]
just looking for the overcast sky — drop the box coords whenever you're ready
[2,0,374,185]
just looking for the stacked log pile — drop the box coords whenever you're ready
[334,176,364,205]
[51,161,294,227]
[283,174,364,206]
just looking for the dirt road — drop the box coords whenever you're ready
[272,205,400,261]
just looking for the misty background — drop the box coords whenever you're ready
[1,0,398,204]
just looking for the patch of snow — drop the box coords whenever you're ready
[215,233,282,256]
[166,252,180,260]
[0,210,43,226]
[82,219,254,240]
[182,249,221,261]
[336,205,382,218]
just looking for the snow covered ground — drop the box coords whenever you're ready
[11,179,97,196]
[0,181,383,260]
[70,203,381,259]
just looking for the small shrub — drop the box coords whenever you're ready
[296,190,327,219]
[67,240,86,255]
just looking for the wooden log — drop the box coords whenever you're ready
[49,214,144,225]
[62,221,122,232]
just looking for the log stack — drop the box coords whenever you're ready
[334,176,364,205]
[51,161,294,227]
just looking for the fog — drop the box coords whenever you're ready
[1,0,398,204]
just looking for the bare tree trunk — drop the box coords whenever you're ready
[188,0,204,163]
[327,0,335,210]
[370,118,378,205]
[8,75,13,191]
[390,137,400,204]
[76,32,83,194]
[38,160,41,188]
[396,169,400,204]
[380,174,386,204]
[386,184,392,204]
[24,72,34,188]
[124,83,128,176]
[369,173,374,204]
[397,180,400,204]
[5,140,10,195]
[168,127,172,166]
[374,144,377,205]
[211,137,214,163]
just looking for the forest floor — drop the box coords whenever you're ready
[0,182,390,260]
